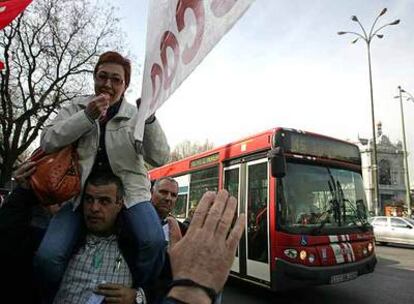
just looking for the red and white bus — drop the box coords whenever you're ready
[149,127,376,290]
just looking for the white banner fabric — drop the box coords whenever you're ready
[135,0,255,141]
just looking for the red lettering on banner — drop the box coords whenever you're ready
[150,63,163,111]
[147,0,243,112]
[176,0,205,64]
[210,0,238,17]
[160,31,180,89]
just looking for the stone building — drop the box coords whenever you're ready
[357,123,411,215]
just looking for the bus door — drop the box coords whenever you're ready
[223,165,242,273]
[245,159,270,282]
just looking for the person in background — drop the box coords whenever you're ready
[36,51,170,295]
[150,178,224,304]
[151,177,188,236]
[149,177,183,303]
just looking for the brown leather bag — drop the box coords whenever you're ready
[29,145,80,205]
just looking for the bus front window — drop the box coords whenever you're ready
[280,162,368,234]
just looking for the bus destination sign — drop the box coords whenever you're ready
[190,153,219,168]
[274,129,361,165]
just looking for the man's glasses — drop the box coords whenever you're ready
[95,72,124,86]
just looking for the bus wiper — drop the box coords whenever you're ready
[310,175,341,235]
[327,169,342,226]
[310,181,341,235]
[336,181,370,232]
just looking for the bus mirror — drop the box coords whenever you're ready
[268,147,286,178]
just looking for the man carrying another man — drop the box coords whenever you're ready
[1,162,245,303]
[53,170,144,303]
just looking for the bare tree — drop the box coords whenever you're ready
[170,139,215,162]
[0,0,124,186]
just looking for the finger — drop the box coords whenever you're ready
[186,191,216,233]
[99,107,108,117]
[101,92,110,100]
[94,94,109,103]
[96,101,109,113]
[96,99,109,109]
[97,285,121,297]
[15,161,36,174]
[103,296,121,303]
[215,195,237,239]
[226,213,246,253]
[97,101,109,109]
[167,216,182,247]
[86,101,97,111]
[15,167,36,185]
[98,99,109,112]
[14,162,36,178]
[95,94,110,104]
[96,289,120,297]
[15,166,36,181]
[98,283,121,290]
[21,164,37,177]
[203,190,229,233]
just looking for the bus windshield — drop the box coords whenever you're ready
[279,162,369,235]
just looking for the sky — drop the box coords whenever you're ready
[113,0,414,184]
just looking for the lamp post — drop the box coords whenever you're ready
[395,86,413,216]
[338,8,400,215]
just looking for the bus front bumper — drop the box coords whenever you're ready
[272,254,377,291]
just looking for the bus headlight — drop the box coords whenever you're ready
[368,243,373,252]
[363,248,368,256]
[299,250,307,261]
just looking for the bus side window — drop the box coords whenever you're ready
[188,166,219,209]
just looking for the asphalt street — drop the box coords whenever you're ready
[222,245,414,304]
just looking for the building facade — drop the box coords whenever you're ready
[357,123,411,215]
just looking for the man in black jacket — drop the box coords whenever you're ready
[0,161,47,303]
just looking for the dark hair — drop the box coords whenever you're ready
[86,171,125,201]
[94,51,131,87]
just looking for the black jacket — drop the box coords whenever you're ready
[0,187,43,303]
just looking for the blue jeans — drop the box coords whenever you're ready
[34,201,165,296]
[121,201,166,286]
[34,202,82,302]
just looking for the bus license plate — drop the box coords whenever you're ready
[330,271,358,284]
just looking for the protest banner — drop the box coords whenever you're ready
[135,0,255,141]
[0,0,33,30]
[0,0,33,69]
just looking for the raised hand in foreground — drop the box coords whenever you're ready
[167,190,245,304]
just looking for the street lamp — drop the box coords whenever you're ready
[338,8,400,215]
[395,86,413,216]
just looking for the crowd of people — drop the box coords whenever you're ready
[0,51,246,304]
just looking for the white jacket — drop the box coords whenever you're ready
[40,96,170,208]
